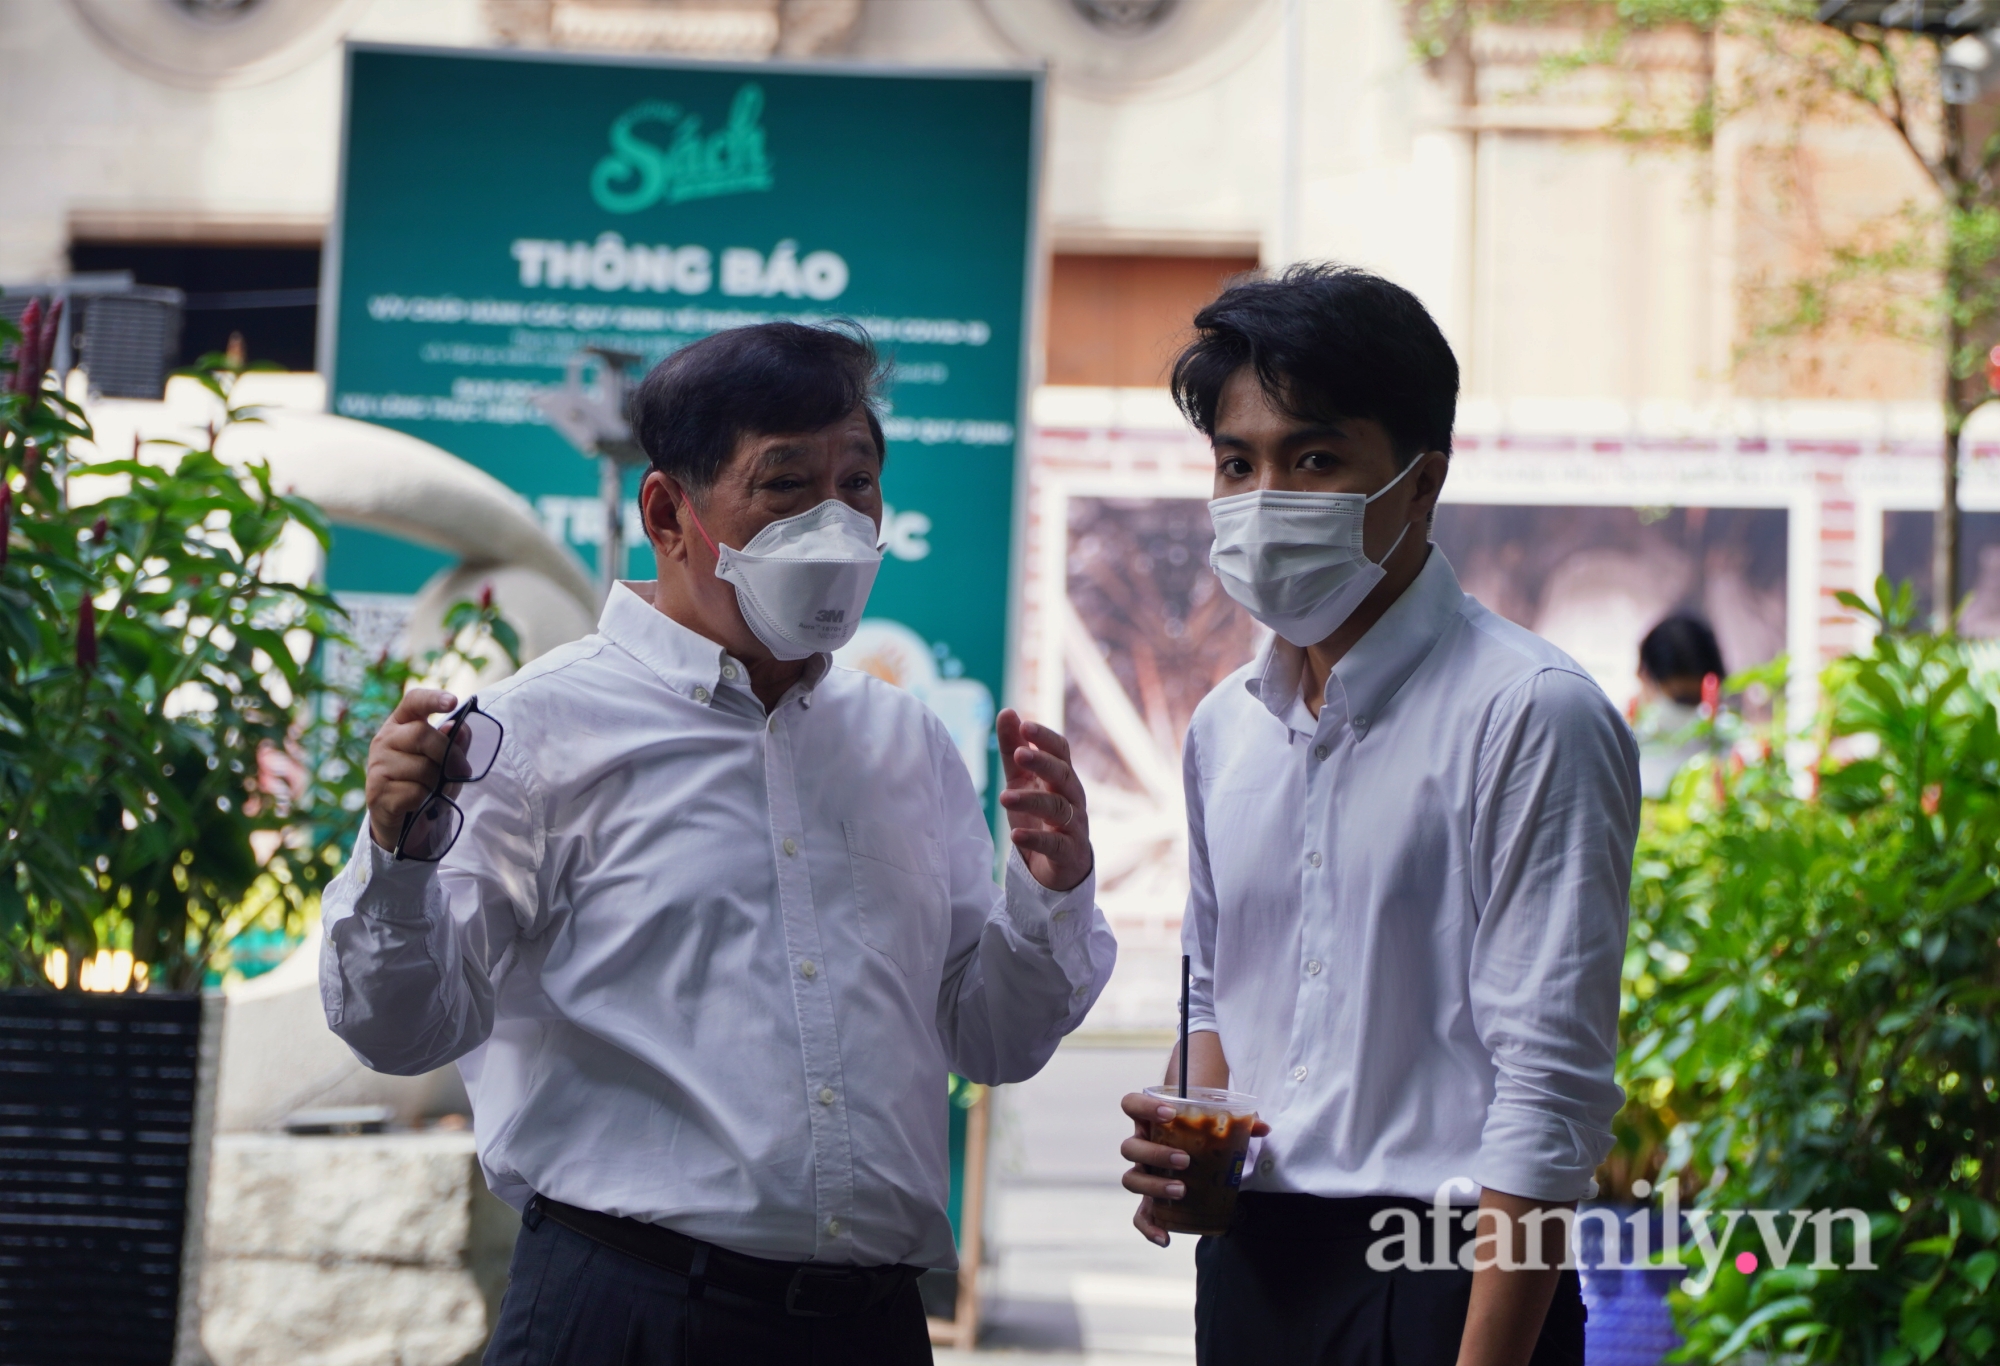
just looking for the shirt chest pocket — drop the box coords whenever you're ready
[844,819,949,977]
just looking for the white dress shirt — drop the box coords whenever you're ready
[1183,549,1638,1204]
[320,582,1115,1268]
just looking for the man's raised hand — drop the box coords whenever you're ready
[996,708,1093,893]
[364,688,461,855]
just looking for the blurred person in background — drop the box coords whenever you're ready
[1632,614,1725,799]
[321,323,1115,1366]
[1115,265,1639,1366]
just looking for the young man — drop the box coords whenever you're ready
[323,323,1115,1364]
[1118,266,1639,1366]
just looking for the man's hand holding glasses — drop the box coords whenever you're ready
[365,688,505,862]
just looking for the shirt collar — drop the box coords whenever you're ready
[598,580,829,705]
[1247,547,1467,733]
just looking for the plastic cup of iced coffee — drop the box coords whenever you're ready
[1143,1085,1259,1235]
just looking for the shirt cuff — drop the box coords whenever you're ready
[338,823,440,925]
[1002,847,1096,945]
[1470,1103,1613,1203]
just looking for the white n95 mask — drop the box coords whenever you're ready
[684,498,883,660]
[1207,458,1422,647]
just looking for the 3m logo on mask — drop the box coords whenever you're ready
[592,84,773,214]
[815,609,847,624]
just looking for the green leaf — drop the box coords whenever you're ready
[1902,1305,1946,1363]
[1713,1295,1816,1362]
[1962,1250,1999,1294]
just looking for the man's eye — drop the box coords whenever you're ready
[1219,458,1251,477]
[1299,451,1334,470]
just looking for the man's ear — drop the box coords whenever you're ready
[639,470,690,564]
[1412,450,1449,519]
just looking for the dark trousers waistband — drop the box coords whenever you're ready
[526,1194,920,1318]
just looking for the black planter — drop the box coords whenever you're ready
[0,989,221,1366]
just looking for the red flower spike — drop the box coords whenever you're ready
[20,444,39,483]
[38,300,61,376]
[77,596,97,673]
[1987,345,2000,394]
[479,583,494,611]
[89,516,108,543]
[1699,671,1721,719]
[10,299,39,395]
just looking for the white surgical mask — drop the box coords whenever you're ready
[1207,457,1423,647]
[683,498,883,660]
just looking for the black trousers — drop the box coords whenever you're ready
[483,1210,934,1366]
[1194,1193,1586,1366]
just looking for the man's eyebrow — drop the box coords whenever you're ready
[1281,422,1351,445]
[1212,422,1351,452]
[753,442,812,470]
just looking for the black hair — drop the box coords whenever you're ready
[631,322,885,493]
[1639,614,1725,683]
[1170,262,1459,466]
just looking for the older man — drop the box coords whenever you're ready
[322,322,1115,1365]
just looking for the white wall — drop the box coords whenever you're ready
[0,0,486,280]
[0,0,1774,404]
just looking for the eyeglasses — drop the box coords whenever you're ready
[393,697,505,862]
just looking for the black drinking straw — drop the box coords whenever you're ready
[1178,953,1191,1099]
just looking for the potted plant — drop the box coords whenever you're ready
[0,304,516,1363]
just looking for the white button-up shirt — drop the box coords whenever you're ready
[1183,550,1638,1204]
[320,583,1115,1268]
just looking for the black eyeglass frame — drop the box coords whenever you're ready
[392,696,504,862]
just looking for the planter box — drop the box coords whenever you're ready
[0,990,223,1366]
[1577,1201,1682,1366]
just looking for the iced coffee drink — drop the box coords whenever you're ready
[1143,1085,1259,1235]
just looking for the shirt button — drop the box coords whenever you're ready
[1306,851,1322,868]
[1354,716,1369,734]
[799,960,817,979]
[783,837,798,857]
[768,715,779,731]
[1305,959,1322,975]
[1291,1065,1309,1082]
[1259,1158,1275,1175]
[1052,909,1070,924]
[818,1087,836,1106]
[1313,744,1329,761]
[692,686,710,704]
[826,1219,842,1237]
[722,663,738,681]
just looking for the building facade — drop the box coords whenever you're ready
[3,0,1978,1024]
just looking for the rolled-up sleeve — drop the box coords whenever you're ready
[320,741,545,1076]
[1467,667,1639,1202]
[935,717,1116,1085]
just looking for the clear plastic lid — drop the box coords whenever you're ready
[1144,1084,1259,1116]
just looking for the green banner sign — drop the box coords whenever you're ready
[326,44,1039,797]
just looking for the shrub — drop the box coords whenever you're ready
[1620,583,2000,1364]
[1,306,515,991]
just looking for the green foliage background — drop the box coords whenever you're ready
[1,314,517,991]
[1615,584,2000,1363]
